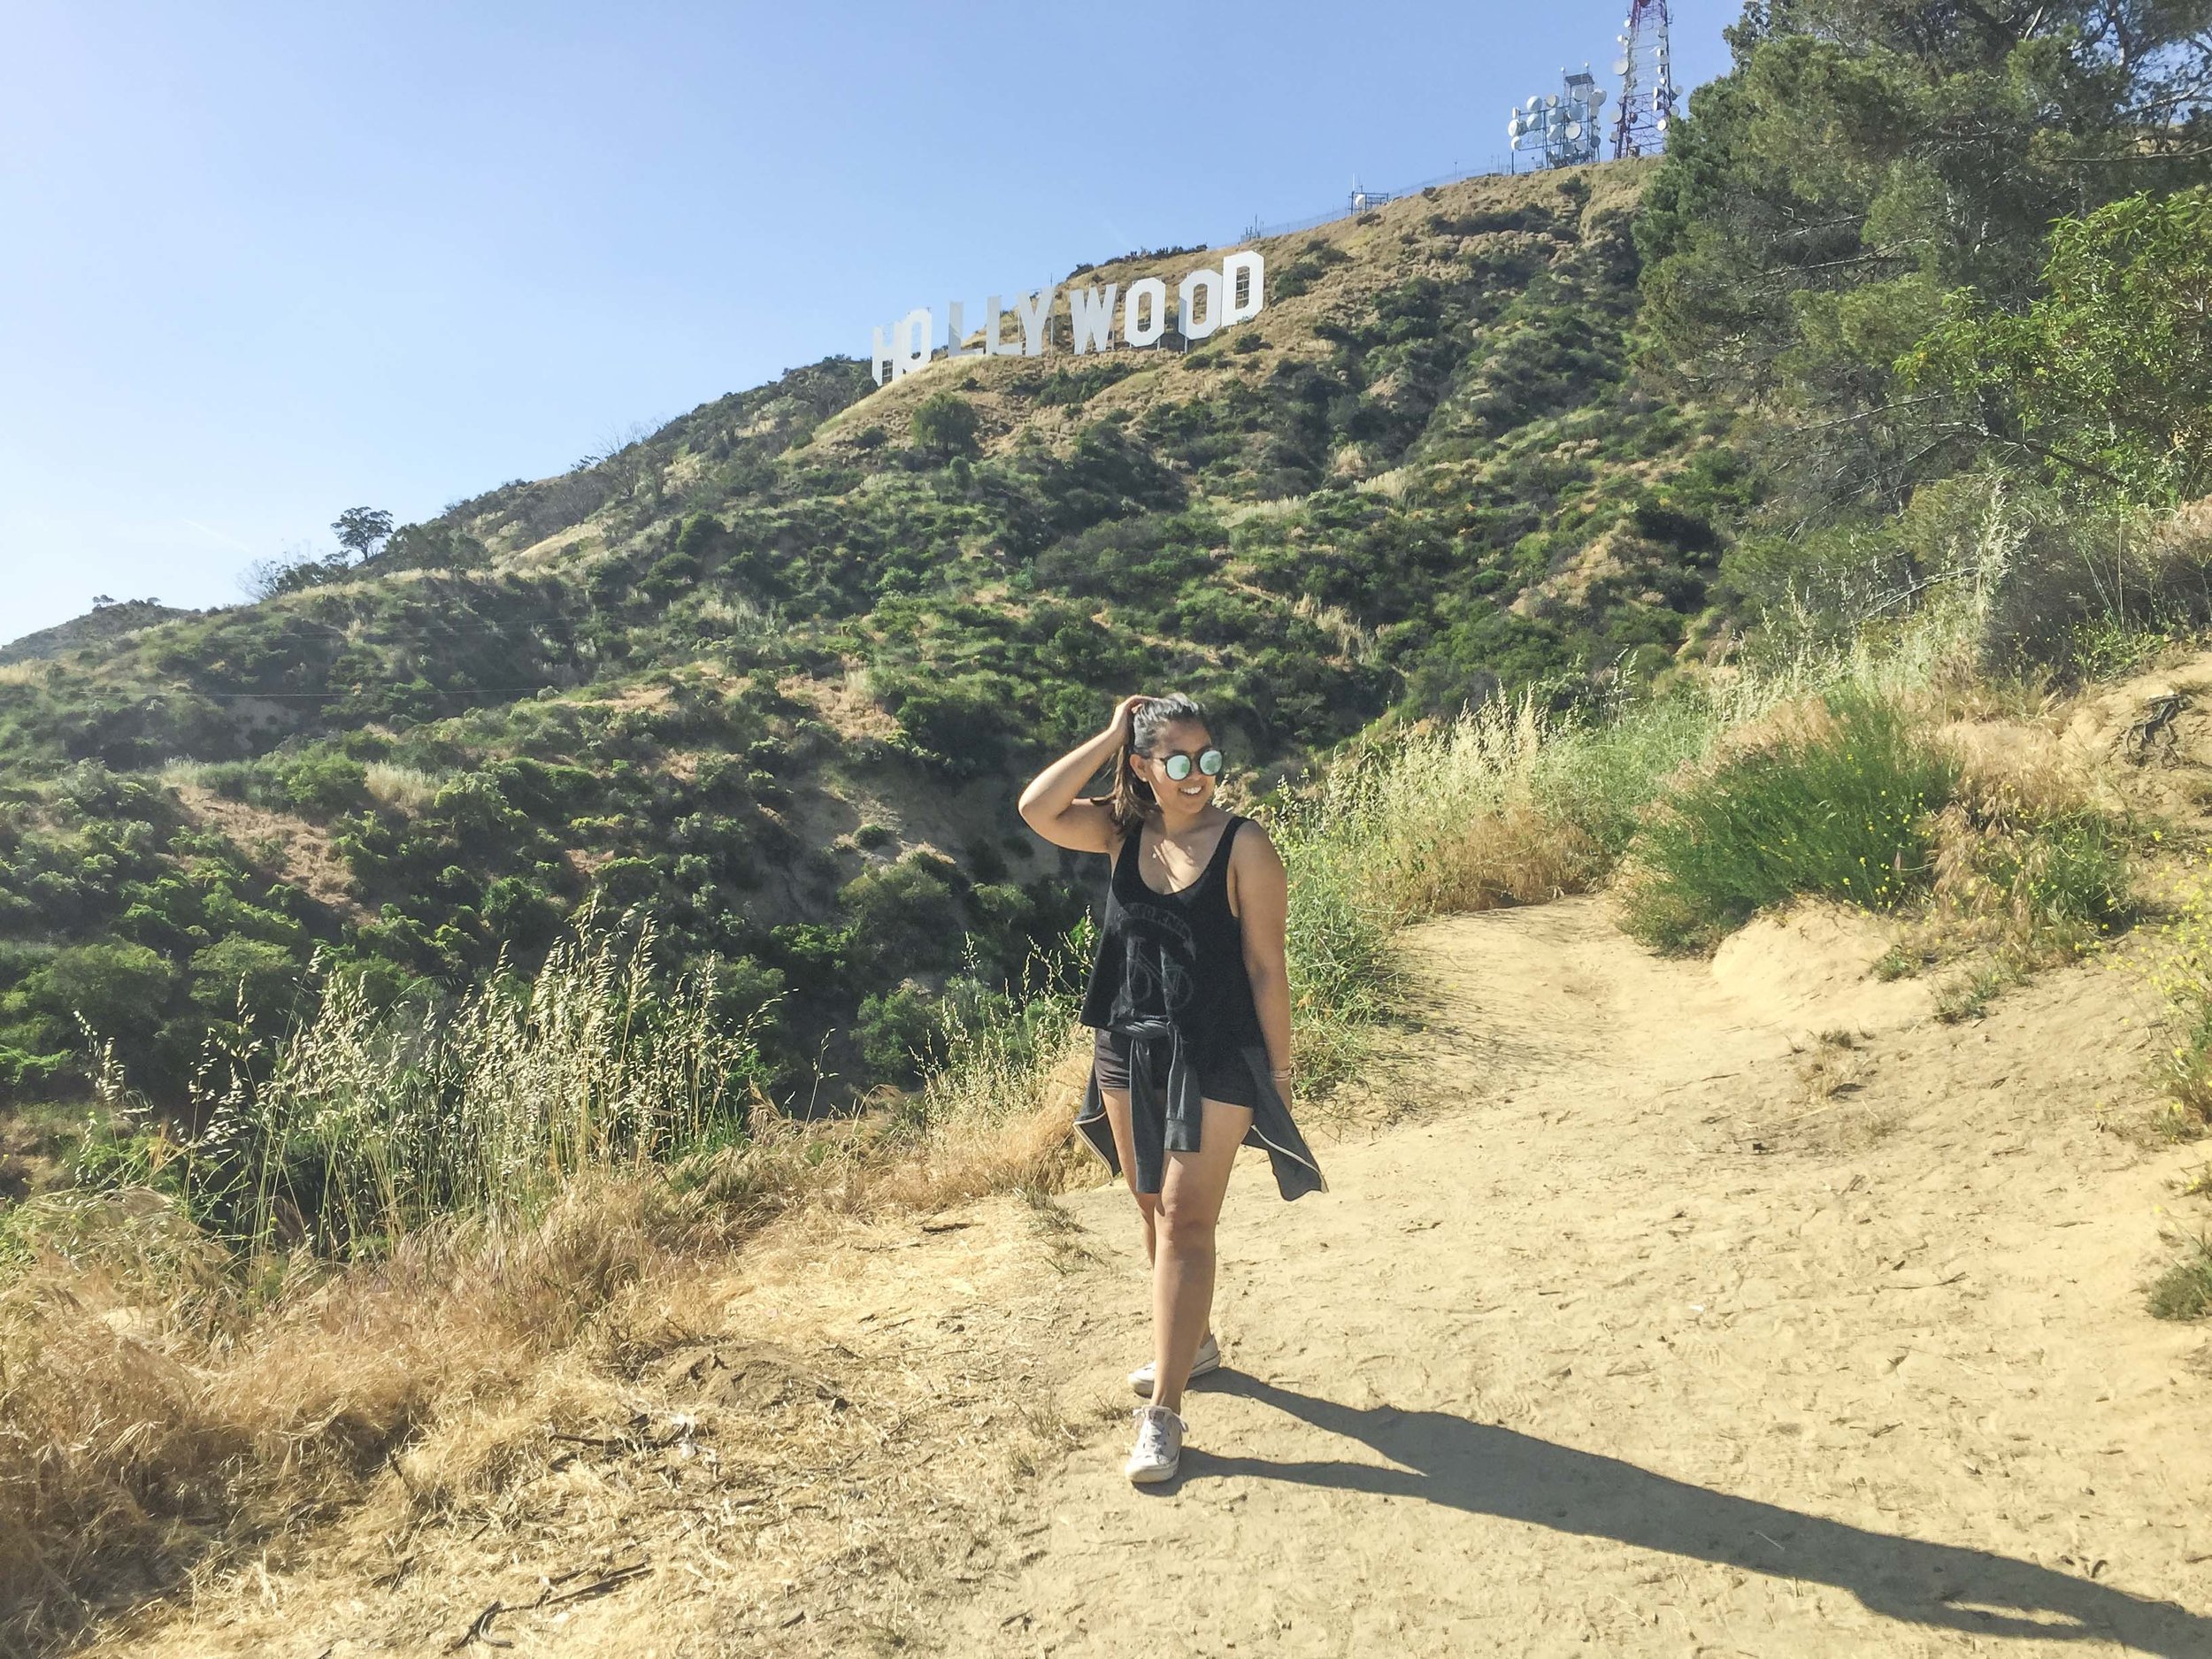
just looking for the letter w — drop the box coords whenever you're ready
[1068,284,1118,355]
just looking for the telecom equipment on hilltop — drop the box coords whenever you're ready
[1610,0,1678,158]
[1507,66,1607,171]
[1348,177,1394,214]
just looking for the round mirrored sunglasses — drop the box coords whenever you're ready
[1161,749,1225,781]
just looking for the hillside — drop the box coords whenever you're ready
[0,603,194,669]
[0,157,1733,1123]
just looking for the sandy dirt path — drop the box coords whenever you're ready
[938,897,2212,1656]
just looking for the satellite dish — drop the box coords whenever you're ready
[1612,58,1629,74]
[1544,93,1559,107]
[1507,124,1521,142]
[1655,114,1670,130]
[1591,88,1609,106]
[1525,95,1541,111]
[1566,120,1583,139]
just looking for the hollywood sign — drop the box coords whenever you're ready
[870,250,1265,385]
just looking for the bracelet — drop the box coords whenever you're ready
[1269,1067,1293,1081]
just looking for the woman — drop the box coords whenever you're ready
[1018,693,1325,1485]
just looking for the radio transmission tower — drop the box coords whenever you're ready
[1507,67,1606,171]
[1610,0,1678,159]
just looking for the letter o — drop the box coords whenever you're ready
[1123,278,1167,348]
[895,308,933,378]
[1223,250,1265,325]
[1179,267,1224,341]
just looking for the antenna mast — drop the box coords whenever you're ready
[1611,0,1677,159]
[1507,65,1606,171]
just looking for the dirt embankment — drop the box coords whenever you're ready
[78,886,2212,1657]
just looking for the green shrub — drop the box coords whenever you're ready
[855,982,947,1081]
[1993,813,2135,938]
[188,937,307,1028]
[280,751,368,818]
[910,392,980,461]
[22,942,176,1042]
[841,854,964,982]
[2148,1239,2212,1321]
[1622,695,1958,952]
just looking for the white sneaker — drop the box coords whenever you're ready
[1127,1332,1221,1396]
[1125,1404,1184,1484]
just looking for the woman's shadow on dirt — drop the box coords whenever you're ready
[1187,1375,2211,1652]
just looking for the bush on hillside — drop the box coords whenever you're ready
[1621,695,1958,952]
[855,982,948,1081]
[910,392,981,462]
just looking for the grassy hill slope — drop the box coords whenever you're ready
[0,157,1744,1123]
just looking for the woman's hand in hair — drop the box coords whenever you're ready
[1018,706,1146,855]
[1105,695,1155,741]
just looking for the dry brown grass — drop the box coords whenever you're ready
[165,784,368,921]
[0,1053,1096,1658]
[361,762,443,812]
[0,1173,695,1652]
[1381,801,1602,916]
[1304,697,1613,926]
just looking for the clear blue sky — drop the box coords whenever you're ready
[0,1,1737,646]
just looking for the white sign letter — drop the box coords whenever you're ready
[1123,277,1167,348]
[1069,283,1119,354]
[870,308,933,382]
[946,300,976,358]
[1223,250,1265,325]
[1179,266,1225,341]
[986,295,1023,356]
[1014,287,1056,357]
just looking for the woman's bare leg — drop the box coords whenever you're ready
[1097,1086,1159,1261]
[1150,1098,1252,1416]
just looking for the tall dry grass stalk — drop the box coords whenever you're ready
[1304,695,1600,918]
[0,1168,726,1653]
[360,763,443,811]
[859,942,1095,1210]
[157,911,765,1267]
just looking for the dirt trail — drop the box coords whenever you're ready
[940,898,2212,1656]
[87,895,2212,1657]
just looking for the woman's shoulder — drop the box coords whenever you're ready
[1224,814,1282,867]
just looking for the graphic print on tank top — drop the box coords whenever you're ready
[1118,904,1201,1020]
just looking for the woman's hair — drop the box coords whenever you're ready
[1108,693,1211,833]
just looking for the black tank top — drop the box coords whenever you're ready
[1078,814,1266,1061]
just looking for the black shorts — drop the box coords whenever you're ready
[1091,1027,1262,1110]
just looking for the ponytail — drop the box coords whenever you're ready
[1108,726,1156,833]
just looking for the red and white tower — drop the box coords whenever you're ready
[1611,0,1678,158]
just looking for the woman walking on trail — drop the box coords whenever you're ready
[1018,693,1325,1486]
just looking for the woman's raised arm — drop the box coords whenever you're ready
[1018,694,1149,854]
